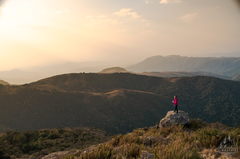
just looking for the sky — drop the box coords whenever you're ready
[0,0,240,71]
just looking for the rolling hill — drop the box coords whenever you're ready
[127,55,240,77]
[0,73,240,135]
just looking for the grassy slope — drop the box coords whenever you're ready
[0,126,111,159]
[0,85,170,135]
[71,119,240,159]
[0,73,240,135]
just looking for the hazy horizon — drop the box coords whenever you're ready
[0,0,240,71]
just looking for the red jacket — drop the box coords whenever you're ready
[174,98,178,105]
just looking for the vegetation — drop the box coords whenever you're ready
[68,119,240,159]
[0,126,111,159]
[0,119,239,158]
[0,73,240,135]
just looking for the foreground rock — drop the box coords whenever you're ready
[159,110,190,128]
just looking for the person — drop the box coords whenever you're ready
[172,95,178,115]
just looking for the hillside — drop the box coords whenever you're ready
[127,55,240,77]
[0,126,111,158]
[99,67,129,73]
[0,80,9,85]
[70,119,240,159]
[141,71,230,79]
[0,73,240,135]
[1,119,240,159]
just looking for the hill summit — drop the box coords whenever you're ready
[99,67,129,74]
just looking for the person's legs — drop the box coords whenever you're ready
[176,105,178,114]
[174,105,177,113]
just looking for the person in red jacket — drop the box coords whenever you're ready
[172,95,178,115]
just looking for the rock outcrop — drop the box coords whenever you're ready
[159,110,190,128]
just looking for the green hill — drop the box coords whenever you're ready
[0,73,240,135]
[127,55,240,77]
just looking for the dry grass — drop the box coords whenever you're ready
[63,119,240,159]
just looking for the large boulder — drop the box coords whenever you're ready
[159,110,190,128]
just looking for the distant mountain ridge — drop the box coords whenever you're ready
[141,71,230,79]
[127,55,240,77]
[0,62,120,84]
[99,67,231,80]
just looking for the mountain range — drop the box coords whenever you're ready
[0,73,240,135]
[0,61,121,84]
[127,55,240,77]
[2,55,240,84]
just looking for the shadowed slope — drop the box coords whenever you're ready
[0,73,240,135]
[0,85,169,134]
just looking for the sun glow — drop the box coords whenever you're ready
[0,0,239,71]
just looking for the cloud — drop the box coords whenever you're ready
[160,0,183,4]
[179,13,198,22]
[113,9,141,19]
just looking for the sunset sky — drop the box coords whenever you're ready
[0,0,240,71]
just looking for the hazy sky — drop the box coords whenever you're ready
[0,0,240,71]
